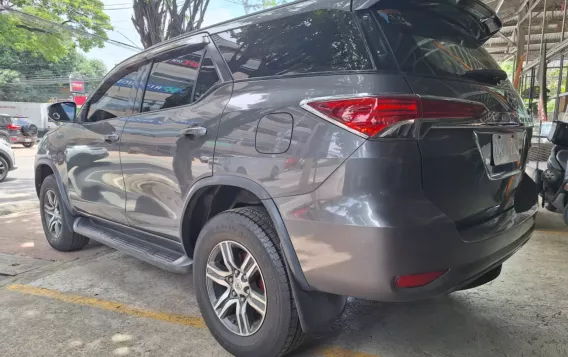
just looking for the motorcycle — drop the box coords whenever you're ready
[534,120,568,224]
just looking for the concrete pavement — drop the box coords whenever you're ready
[0,146,38,215]
[0,211,567,357]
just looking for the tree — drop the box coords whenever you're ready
[0,0,112,61]
[0,45,108,102]
[228,0,282,14]
[132,0,211,49]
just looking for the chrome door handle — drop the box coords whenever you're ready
[180,126,207,138]
[103,133,120,143]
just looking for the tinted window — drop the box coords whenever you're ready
[212,10,372,79]
[12,117,31,125]
[87,69,138,122]
[194,53,220,102]
[374,1,500,78]
[141,49,204,113]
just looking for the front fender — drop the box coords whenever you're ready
[35,157,75,216]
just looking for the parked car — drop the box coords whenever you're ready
[0,138,16,182]
[35,1,537,356]
[0,114,38,147]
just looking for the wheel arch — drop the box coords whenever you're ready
[180,175,311,291]
[35,159,75,215]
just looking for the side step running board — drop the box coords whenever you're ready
[73,217,192,273]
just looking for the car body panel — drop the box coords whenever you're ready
[121,83,233,238]
[214,74,411,198]
[274,139,537,300]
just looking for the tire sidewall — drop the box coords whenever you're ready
[194,211,293,357]
[0,156,8,182]
[39,175,71,246]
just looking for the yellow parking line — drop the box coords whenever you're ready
[7,284,382,357]
[7,284,206,328]
[535,230,568,235]
[314,346,381,357]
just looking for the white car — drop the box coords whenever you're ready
[0,139,16,182]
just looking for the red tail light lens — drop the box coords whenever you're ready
[395,270,448,289]
[421,98,487,119]
[304,96,487,137]
[7,124,21,131]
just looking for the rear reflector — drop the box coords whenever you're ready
[304,96,486,137]
[395,270,447,289]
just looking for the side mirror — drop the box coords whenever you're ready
[48,102,77,122]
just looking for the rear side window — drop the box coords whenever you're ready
[373,0,500,78]
[142,49,204,112]
[212,10,373,79]
[141,50,220,112]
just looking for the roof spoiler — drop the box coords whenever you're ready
[351,0,502,45]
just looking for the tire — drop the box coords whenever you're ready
[39,175,89,251]
[22,141,34,148]
[194,206,305,357]
[0,156,8,182]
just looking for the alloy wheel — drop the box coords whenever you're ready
[43,189,62,239]
[205,240,267,336]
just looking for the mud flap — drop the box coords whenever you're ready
[515,172,538,213]
[286,265,346,336]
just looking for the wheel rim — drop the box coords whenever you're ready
[205,240,267,337]
[43,190,62,239]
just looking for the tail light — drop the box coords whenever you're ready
[7,124,21,131]
[302,95,487,137]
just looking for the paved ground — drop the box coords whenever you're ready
[0,146,38,215]
[1,147,568,357]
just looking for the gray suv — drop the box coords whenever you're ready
[36,1,538,356]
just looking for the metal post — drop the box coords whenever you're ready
[554,0,568,121]
[526,0,533,67]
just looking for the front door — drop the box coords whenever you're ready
[67,68,140,225]
[120,38,232,237]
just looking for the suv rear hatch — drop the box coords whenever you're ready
[371,0,533,230]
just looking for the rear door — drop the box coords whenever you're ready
[120,35,232,238]
[371,0,533,230]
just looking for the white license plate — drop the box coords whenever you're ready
[24,138,32,143]
[492,133,521,166]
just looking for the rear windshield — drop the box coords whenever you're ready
[373,0,500,78]
[11,117,31,124]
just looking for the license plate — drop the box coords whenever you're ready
[24,138,32,143]
[492,133,521,166]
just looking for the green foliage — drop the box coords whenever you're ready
[0,45,107,102]
[0,0,112,61]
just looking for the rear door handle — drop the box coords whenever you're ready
[103,133,120,143]
[180,126,207,138]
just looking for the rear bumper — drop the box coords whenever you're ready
[274,140,538,301]
[11,134,36,144]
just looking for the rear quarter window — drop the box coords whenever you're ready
[212,10,373,79]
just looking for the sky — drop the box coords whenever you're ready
[85,0,246,70]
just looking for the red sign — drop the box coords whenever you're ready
[74,95,87,106]
[70,80,85,93]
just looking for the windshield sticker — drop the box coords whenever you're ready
[377,10,412,26]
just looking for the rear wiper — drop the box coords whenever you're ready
[461,69,508,85]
